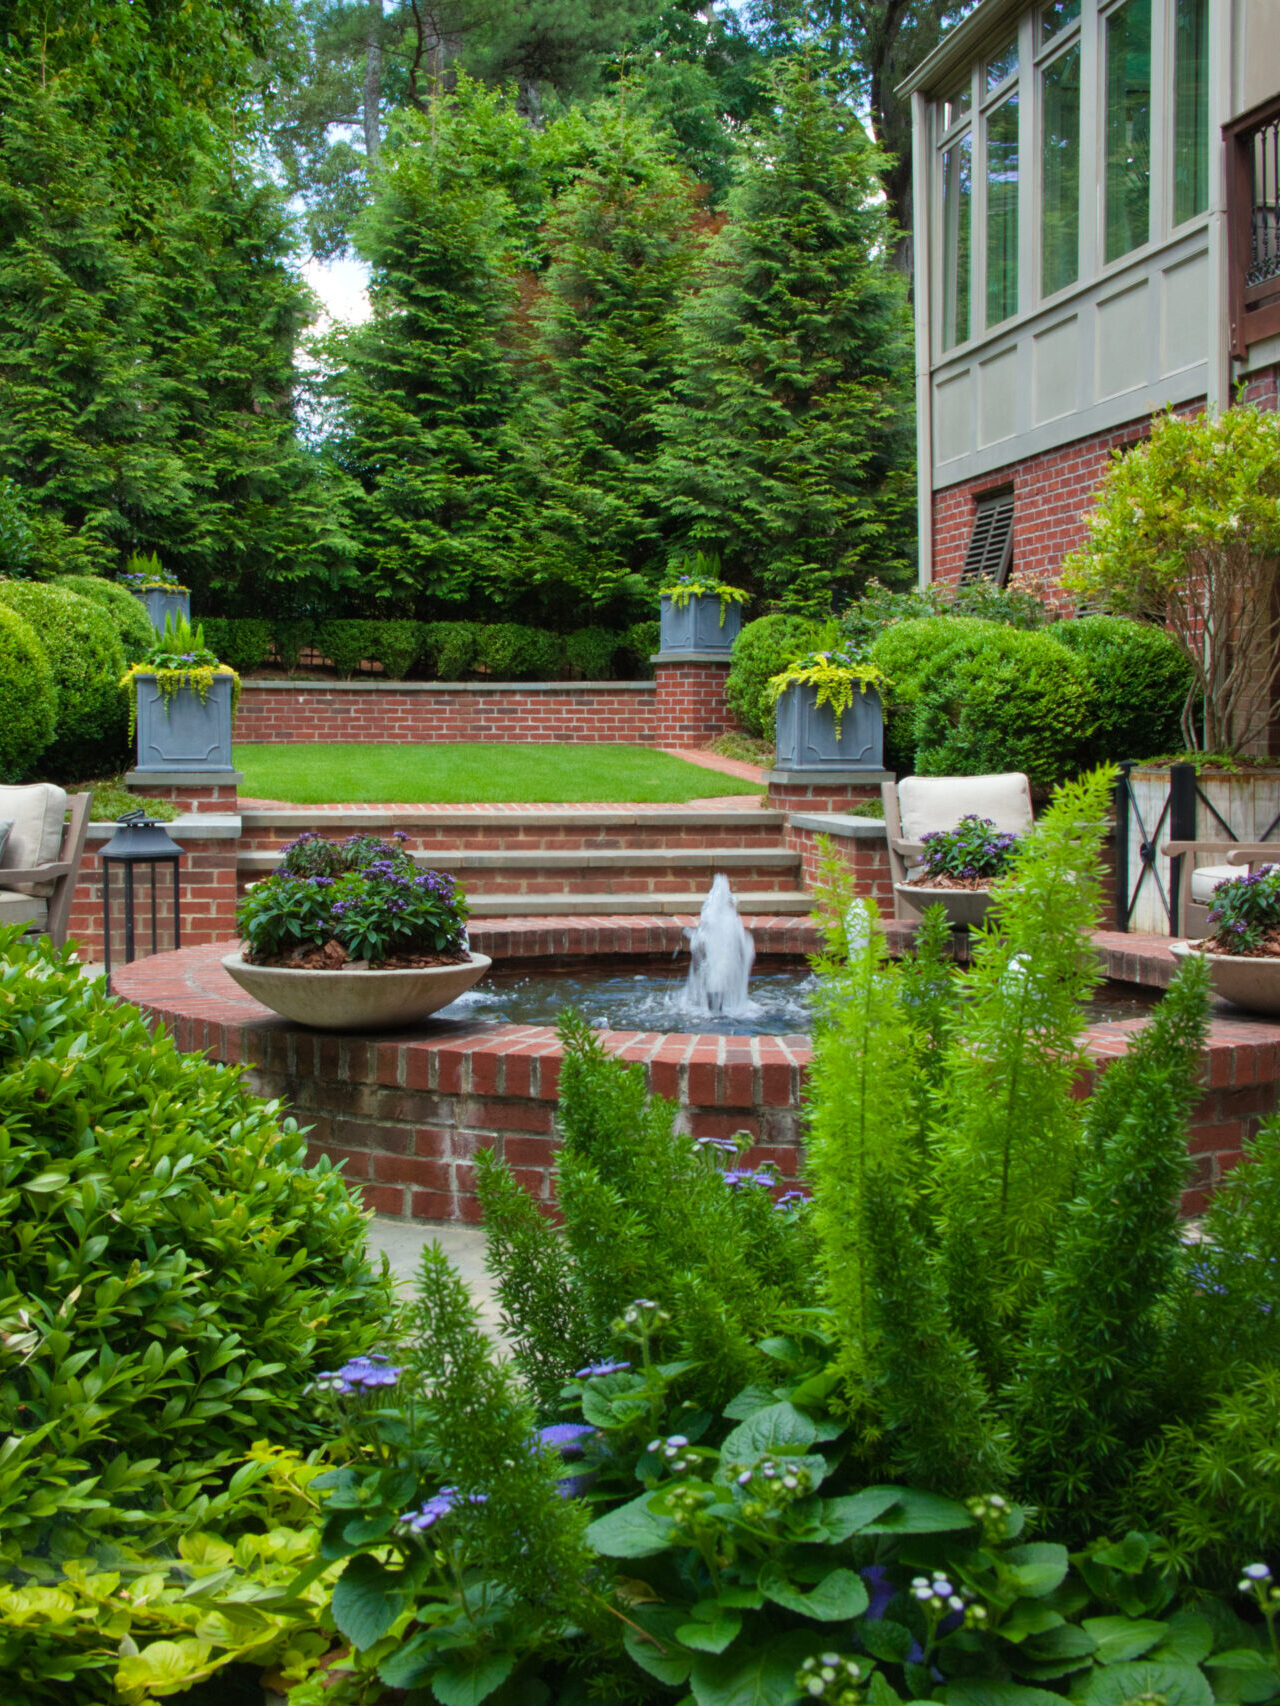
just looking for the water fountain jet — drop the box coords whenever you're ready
[682,874,756,1015]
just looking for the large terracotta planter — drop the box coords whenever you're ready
[222,950,492,1031]
[895,883,995,929]
[1169,940,1280,1016]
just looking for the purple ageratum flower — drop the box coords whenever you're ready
[538,1423,598,1462]
[574,1358,631,1378]
[315,1353,402,1395]
[557,1472,597,1501]
[724,1168,771,1190]
[695,1136,738,1155]
[399,1486,489,1532]
[775,1189,810,1211]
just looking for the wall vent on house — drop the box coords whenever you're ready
[962,488,1015,584]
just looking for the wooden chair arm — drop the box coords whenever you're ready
[0,862,72,886]
[890,838,925,858]
[1227,845,1280,866]
[1162,841,1241,858]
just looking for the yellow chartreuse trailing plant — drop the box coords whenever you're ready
[119,613,240,740]
[766,643,887,735]
[659,550,749,626]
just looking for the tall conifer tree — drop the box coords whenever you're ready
[655,52,915,610]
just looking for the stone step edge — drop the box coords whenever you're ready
[466,892,815,916]
[237,847,800,874]
[239,807,782,831]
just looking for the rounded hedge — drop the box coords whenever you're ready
[911,625,1097,790]
[867,616,991,774]
[1052,615,1193,764]
[200,615,273,675]
[0,580,126,778]
[565,627,618,679]
[0,601,56,782]
[53,574,154,664]
[475,623,566,680]
[727,615,825,738]
[0,932,395,1545]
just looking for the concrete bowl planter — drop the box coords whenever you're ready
[774,683,884,772]
[133,673,234,771]
[134,588,190,633]
[895,883,995,929]
[659,594,742,655]
[1169,940,1280,1016]
[221,950,493,1031]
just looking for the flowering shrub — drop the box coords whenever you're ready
[1204,863,1280,952]
[118,549,188,593]
[237,837,469,966]
[767,646,887,734]
[919,814,1020,883]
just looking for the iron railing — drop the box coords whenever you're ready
[1226,94,1280,357]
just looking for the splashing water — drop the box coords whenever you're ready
[682,874,756,1015]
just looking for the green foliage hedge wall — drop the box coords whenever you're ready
[0,581,127,780]
[0,603,56,782]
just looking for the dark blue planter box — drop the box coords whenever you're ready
[774,682,884,771]
[659,595,742,655]
[133,673,234,771]
[135,588,190,633]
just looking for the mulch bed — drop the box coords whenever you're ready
[247,940,472,971]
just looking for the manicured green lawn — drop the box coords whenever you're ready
[234,743,763,804]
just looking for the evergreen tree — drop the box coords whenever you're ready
[654,52,915,611]
[518,102,703,613]
[325,81,535,611]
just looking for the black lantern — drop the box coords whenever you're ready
[101,809,183,983]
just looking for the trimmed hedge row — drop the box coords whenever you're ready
[728,608,1193,790]
[198,617,662,682]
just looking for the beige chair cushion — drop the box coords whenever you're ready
[898,773,1034,842]
[0,890,47,929]
[0,783,66,898]
[1191,863,1237,904]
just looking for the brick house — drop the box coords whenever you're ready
[899,0,1280,592]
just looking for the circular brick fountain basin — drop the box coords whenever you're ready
[112,922,1279,1222]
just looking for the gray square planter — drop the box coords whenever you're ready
[659,595,742,655]
[134,588,190,633]
[133,673,234,771]
[774,682,884,771]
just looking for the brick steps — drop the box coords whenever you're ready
[239,807,786,855]
[464,891,814,916]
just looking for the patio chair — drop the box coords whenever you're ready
[1161,838,1280,940]
[0,784,92,951]
[881,772,1035,922]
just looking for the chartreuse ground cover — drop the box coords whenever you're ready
[6,772,1280,1704]
[234,743,763,803]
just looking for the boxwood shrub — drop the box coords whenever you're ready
[53,574,154,664]
[475,623,565,680]
[726,614,825,738]
[1053,613,1194,764]
[911,623,1097,790]
[0,579,127,778]
[200,616,273,675]
[420,621,481,681]
[318,618,420,679]
[863,615,988,774]
[271,617,317,671]
[0,601,56,781]
[564,627,618,679]
[0,930,396,1551]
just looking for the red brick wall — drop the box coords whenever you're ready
[652,661,739,743]
[786,824,893,903]
[69,834,240,961]
[932,373,1280,595]
[235,683,659,745]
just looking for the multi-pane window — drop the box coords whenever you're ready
[1104,0,1152,262]
[1041,40,1081,295]
[986,91,1020,326]
[1173,0,1209,225]
[936,0,1213,346]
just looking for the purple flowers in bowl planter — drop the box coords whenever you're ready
[919,815,1021,885]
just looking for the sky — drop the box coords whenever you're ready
[302,251,372,327]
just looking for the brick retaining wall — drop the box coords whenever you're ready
[115,932,1262,1223]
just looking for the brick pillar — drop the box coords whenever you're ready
[653,655,737,743]
[764,769,893,814]
[70,815,242,961]
[125,768,242,813]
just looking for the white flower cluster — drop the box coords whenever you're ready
[728,1454,814,1522]
[647,1433,695,1472]
[796,1651,865,1705]
[1239,1562,1278,1602]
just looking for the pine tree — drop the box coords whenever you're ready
[654,52,916,610]
[325,81,539,612]
[518,101,704,612]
